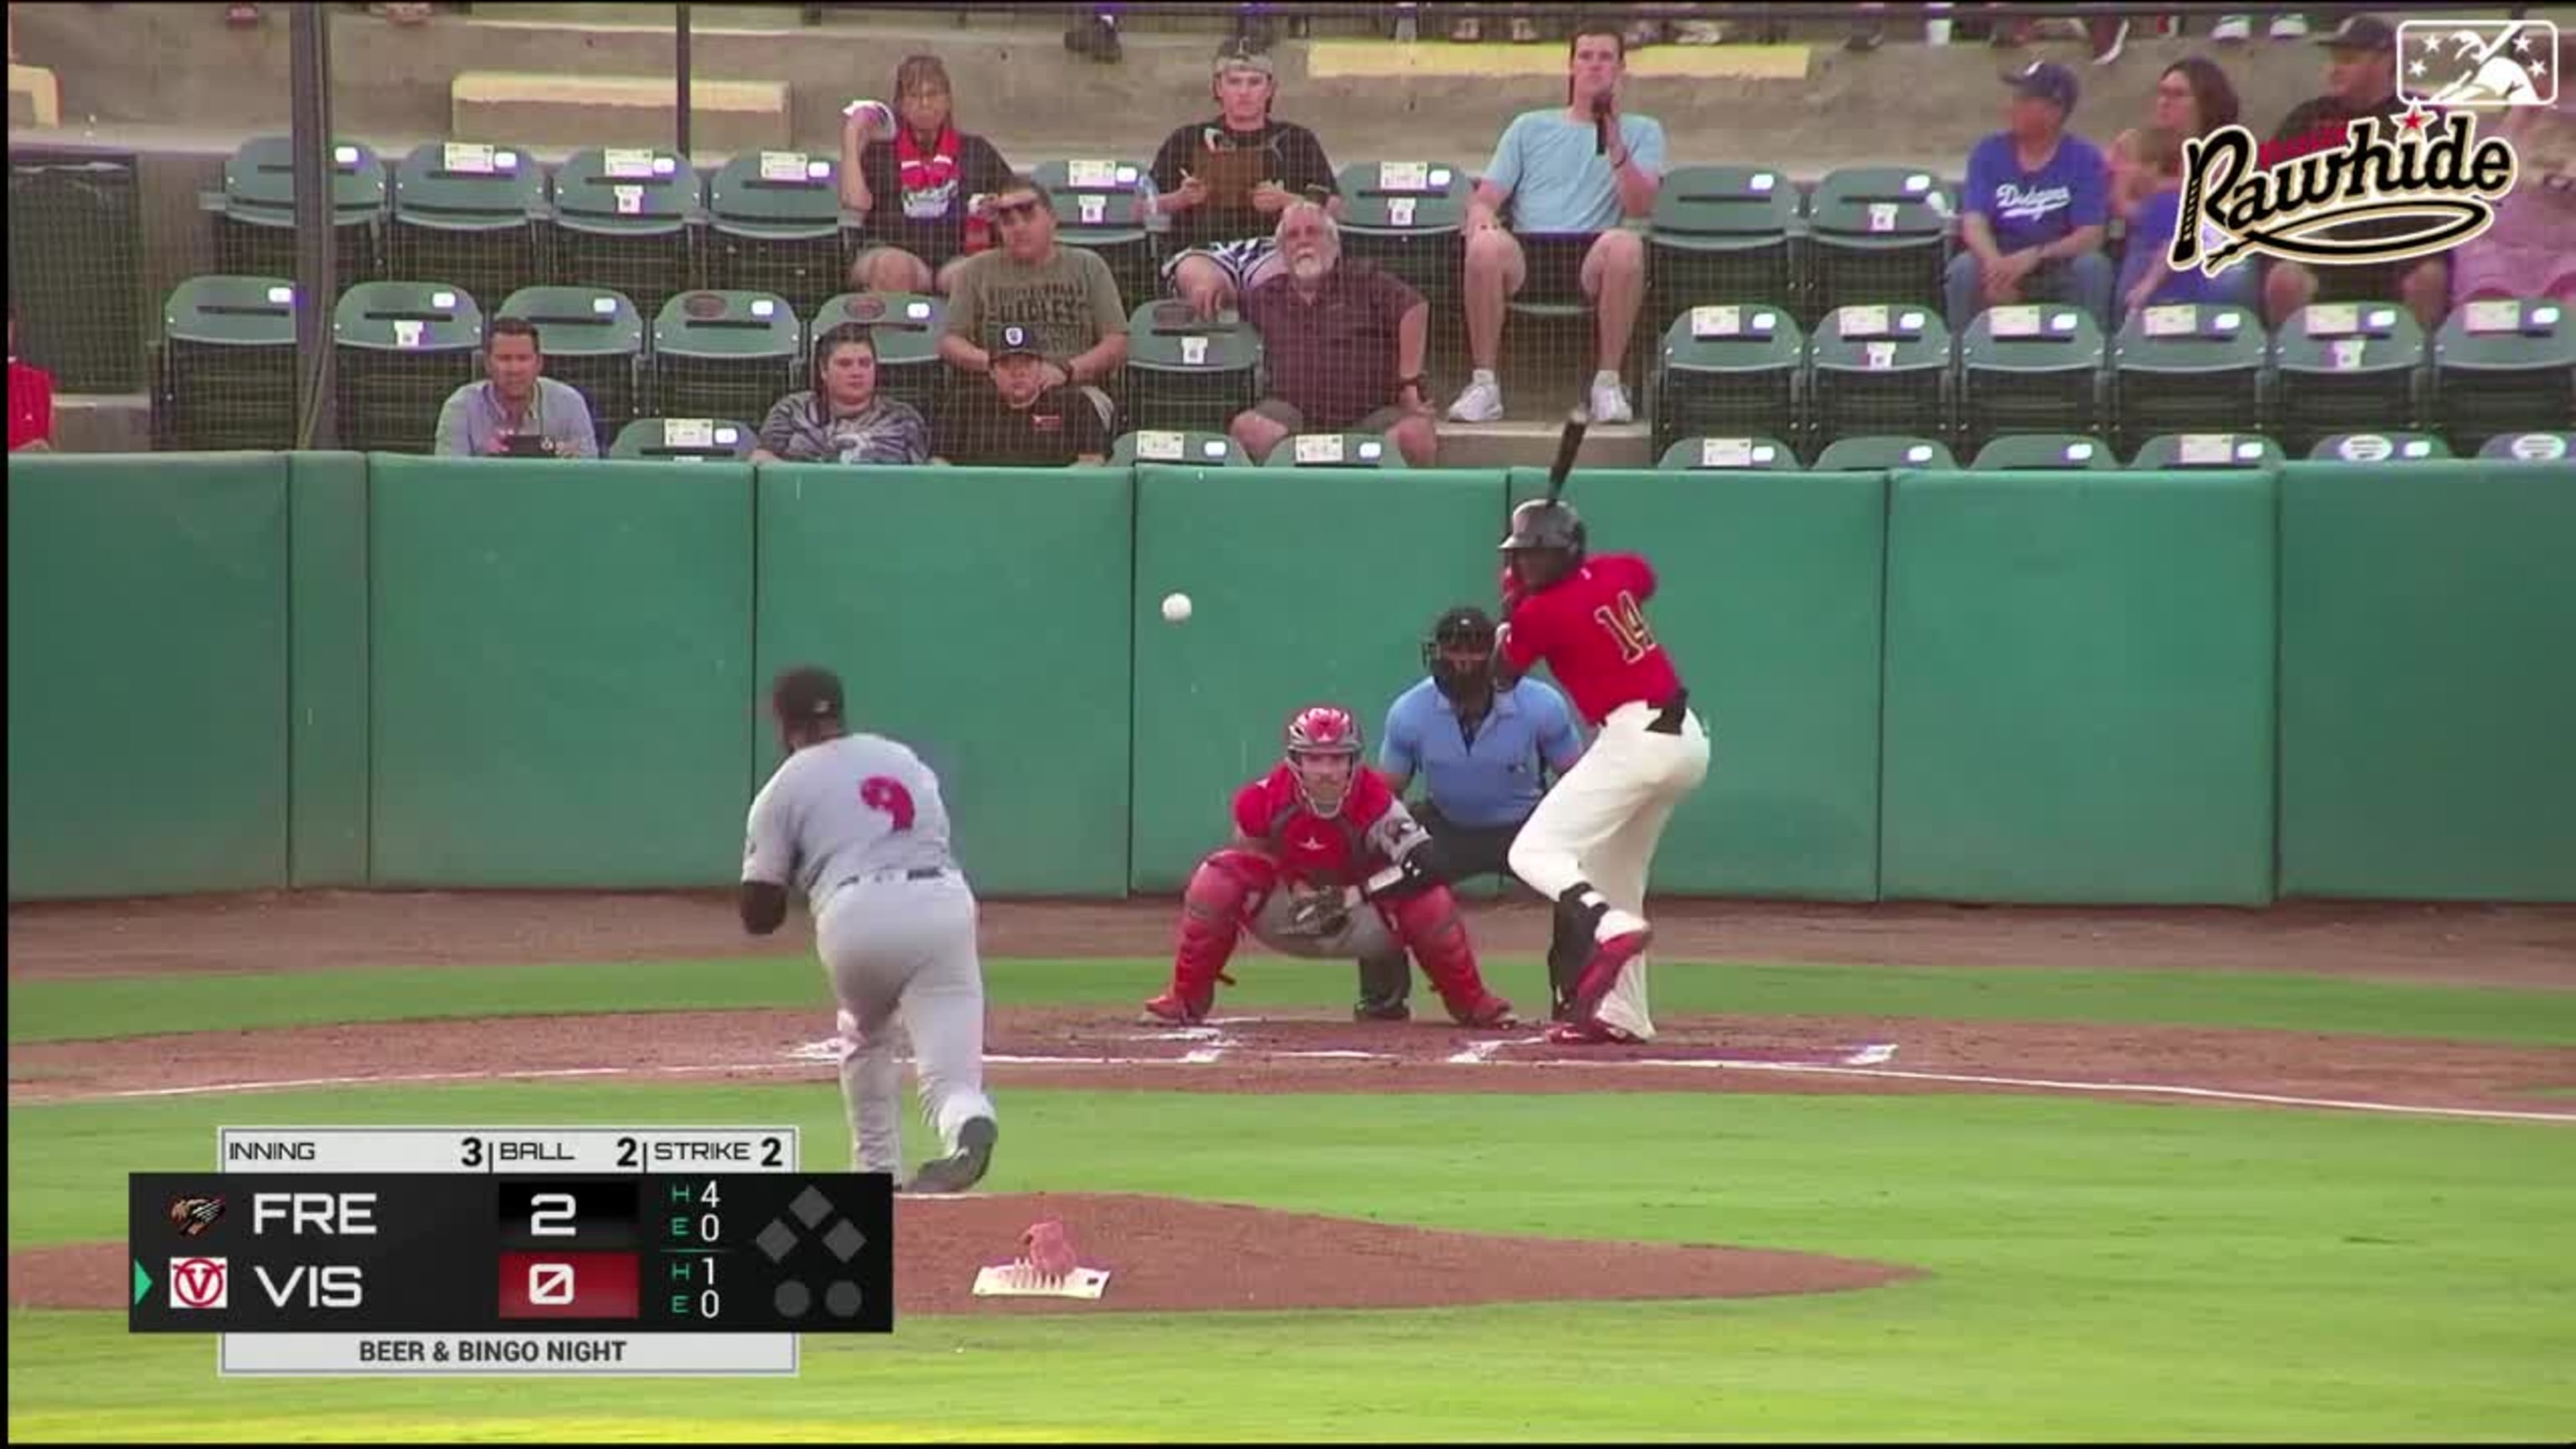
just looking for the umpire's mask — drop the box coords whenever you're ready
[1424,605,1498,702]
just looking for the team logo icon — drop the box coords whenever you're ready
[2399,19,2558,108]
[167,1195,226,1238]
[170,1256,229,1309]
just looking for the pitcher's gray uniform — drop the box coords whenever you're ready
[741,667,996,1192]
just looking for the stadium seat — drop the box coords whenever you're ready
[2128,433,2284,469]
[387,141,547,325]
[152,275,300,452]
[1110,428,1251,467]
[2475,431,2574,463]
[1261,432,1407,468]
[2108,301,2268,456]
[2428,298,2576,455]
[332,280,485,454]
[1334,158,1469,308]
[1123,299,1260,435]
[1971,434,2116,470]
[1955,303,2107,458]
[609,416,757,461]
[2308,432,2453,463]
[1646,164,1804,332]
[550,148,702,321]
[1812,434,1958,470]
[1646,304,1807,461]
[649,290,801,423]
[1655,435,1804,471]
[495,286,645,455]
[1804,166,1953,323]
[809,292,944,415]
[702,149,852,320]
[204,135,387,283]
[1033,158,1158,313]
[2270,301,2428,456]
[1808,303,1952,445]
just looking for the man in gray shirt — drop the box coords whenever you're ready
[738,665,997,1193]
[753,324,933,465]
[433,317,600,458]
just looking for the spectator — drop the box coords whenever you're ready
[2108,56,2241,227]
[2447,42,2576,305]
[2261,15,2446,331]
[938,175,1130,408]
[936,322,1111,467]
[2211,13,2308,43]
[1447,23,1663,424]
[1146,39,1343,319]
[753,325,932,465]
[1231,201,1438,467]
[8,299,55,453]
[2115,127,2261,322]
[432,318,598,459]
[1945,60,2113,335]
[840,55,1016,297]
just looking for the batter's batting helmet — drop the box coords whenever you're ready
[1283,704,1364,818]
[1500,498,1587,591]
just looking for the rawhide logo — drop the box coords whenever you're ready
[2168,108,2521,277]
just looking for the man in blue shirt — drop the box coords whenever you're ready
[1353,605,1592,1022]
[1945,60,2114,335]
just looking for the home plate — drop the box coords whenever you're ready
[973,1264,1112,1300]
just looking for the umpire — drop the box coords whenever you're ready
[1355,605,1592,1021]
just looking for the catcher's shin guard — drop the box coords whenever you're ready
[1384,886,1514,1026]
[1145,848,1272,1023]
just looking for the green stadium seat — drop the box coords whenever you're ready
[332,280,486,454]
[1809,303,1951,445]
[809,291,945,416]
[387,141,547,325]
[550,148,702,320]
[649,289,800,423]
[1110,428,1251,467]
[1033,158,1157,313]
[495,286,645,455]
[1123,299,1260,435]
[1262,432,1407,468]
[12,150,148,392]
[1647,164,1804,330]
[152,275,300,452]
[1971,433,2116,470]
[1334,158,1469,307]
[702,149,853,320]
[1655,435,1804,471]
[1805,166,1952,324]
[1646,304,1807,461]
[2269,301,2428,456]
[1955,303,2108,458]
[2429,298,2576,454]
[609,416,756,461]
[1812,434,1958,470]
[203,135,388,283]
[2128,433,2284,469]
[2475,430,2573,463]
[2108,301,2267,456]
[2308,431,2453,463]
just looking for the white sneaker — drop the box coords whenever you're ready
[1447,376,1504,423]
[2210,14,2251,41]
[1588,374,1634,424]
[2267,13,2307,39]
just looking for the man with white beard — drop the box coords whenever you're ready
[1229,201,1439,467]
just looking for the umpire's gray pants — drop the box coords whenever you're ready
[813,869,995,1176]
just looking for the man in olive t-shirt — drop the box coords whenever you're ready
[937,174,1130,394]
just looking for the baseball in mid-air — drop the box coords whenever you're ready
[1161,592,1194,624]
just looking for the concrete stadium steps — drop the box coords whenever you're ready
[451,71,791,154]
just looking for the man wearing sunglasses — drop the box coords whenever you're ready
[938,174,1130,439]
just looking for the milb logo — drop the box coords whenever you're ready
[169,1256,229,1309]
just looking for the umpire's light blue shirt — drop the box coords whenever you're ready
[1379,676,1585,830]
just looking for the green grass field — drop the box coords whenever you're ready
[10,955,2574,1442]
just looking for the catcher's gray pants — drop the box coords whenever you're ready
[813,868,995,1176]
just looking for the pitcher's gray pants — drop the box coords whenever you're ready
[814,870,995,1176]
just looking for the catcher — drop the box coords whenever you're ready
[1141,704,1519,1027]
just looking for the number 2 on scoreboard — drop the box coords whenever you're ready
[530,1192,577,1237]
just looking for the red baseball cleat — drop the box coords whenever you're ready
[1568,927,1652,1022]
[1443,991,1518,1028]
[1141,988,1211,1025]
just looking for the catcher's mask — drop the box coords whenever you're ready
[1283,704,1363,818]
[1423,605,1498,701]
[1499,498,1587,591]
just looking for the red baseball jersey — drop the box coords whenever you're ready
[1231,763,1401,887]
[1500,552,1683,726]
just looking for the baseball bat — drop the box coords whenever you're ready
[1544,408,1592,504]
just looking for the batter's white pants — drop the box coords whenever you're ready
[814,870,995,1176]
[1507,699,1711,1040]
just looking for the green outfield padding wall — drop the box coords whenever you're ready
[7,453,2572,904]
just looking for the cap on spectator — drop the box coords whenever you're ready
[1213,36,1275,77]
[2314,14,2396,52]
[988,322,1043,360]
[2004,59,2080,116]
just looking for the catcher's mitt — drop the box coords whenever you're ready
[1021,1219,1079,1280]
[1277,884,1351,940]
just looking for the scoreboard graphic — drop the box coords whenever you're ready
[127,1127,896,1376]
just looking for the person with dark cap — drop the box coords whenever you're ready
[1351,605,1592,1022]
[934,320,1111,466]
[2262,14,2449,331]
[1945,59,2115,335]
